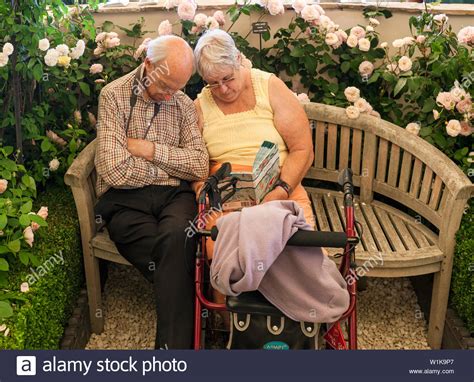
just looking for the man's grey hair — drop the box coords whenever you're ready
[146,35,195,71]
[194,29,240,78]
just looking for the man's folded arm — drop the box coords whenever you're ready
[95,90,169,188]
[152,100,209,181]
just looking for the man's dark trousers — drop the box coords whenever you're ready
[95,181,197,349]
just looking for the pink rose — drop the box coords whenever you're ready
[178,1,196,21]
[358,61,374,77]
[436,92,455,110]
[457,26,474,46]
[0,179,7,194]
[37,206,48,220]
[23,226,34,247]
[20,282,30,293]
[416,35,426,44]
[158,20,173,36]
[456,99,472,114]
[206,16,220,30]
[213,11,226,26]
[93,46,104,56]
[89,63,103,74]
[446,119,461,137]
[267,0,285,16]
[460,121,473,136]
[350,26,366,40]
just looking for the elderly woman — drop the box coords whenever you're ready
[193,29,314,222]
[192,29,317,318]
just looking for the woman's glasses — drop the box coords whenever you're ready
[204,76,235,90]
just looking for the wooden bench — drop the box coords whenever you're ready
[65,102,473,349]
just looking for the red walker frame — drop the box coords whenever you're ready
[193,168,359,350]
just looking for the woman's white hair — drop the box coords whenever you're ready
[194,29,240,78]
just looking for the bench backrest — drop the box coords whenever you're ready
[303,103,473,241]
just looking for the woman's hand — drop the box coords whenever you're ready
[262,186,289,203]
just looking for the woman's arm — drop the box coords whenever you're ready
[191,99,207,198]
[263,75,314,202]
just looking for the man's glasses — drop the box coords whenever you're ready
[204,76,235,90]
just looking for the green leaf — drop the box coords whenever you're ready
[367,72,380,84]
[41,139,52,152]
[79,82,90,96]
[19,251,29,266]
[393,78,407,97]
[290,47,305,57]
[422,98,436,113]
[420,127,432,137]
[32,63,43,82]
[29,214,47,227]
[0,214,7,230]
[0,258,9,272]
[102,20,114,32]
[0,301,13,318]
[341,61,351,73]
[7,240,21,253]
[19,214,31,227]
[20,201,32,214]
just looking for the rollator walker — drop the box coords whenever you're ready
[193,164,360,350]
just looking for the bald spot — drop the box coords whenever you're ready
[156,38,194,90]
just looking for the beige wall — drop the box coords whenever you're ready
[93,5,473,50]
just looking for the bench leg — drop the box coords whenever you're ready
[85,247,104,334]
[427,268,451,349]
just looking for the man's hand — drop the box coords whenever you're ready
[262,186,289,203]
[127,138,155,161]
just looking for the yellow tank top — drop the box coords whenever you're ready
[197,68,289,167]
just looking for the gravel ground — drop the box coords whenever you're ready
[86,263,430,350]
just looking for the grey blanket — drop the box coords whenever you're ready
[211,200,350,323]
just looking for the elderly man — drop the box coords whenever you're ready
[94,35,209,349]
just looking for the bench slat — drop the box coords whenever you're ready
[428,175,443,210]
[353,203,378,252]
[419,167,433,204]
[373,208,406,252]
[437,187,450,216]
[323,194,344,232]
[310,193,331,232]
[387,144,400,187]
[409,158,423,198]
[389,214,419,250]
[315,121,326,168]
[339,126,350,170]
[326,123,338,170]
[361,204,393,252]
[398,151,413,193]
[351,129,363,175]
[376,138,389,182]
[407,224,431,248]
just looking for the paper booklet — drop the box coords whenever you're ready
[220,141,280,212]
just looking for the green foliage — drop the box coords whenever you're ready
[450,200,474,334]
[0,186,83,349]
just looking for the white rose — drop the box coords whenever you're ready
[381,42,388,49]
[346,34,358,48]
[445,119,461,137]
[346,106,360,119]
[292,0,306,14]
[392,39,405,48]
[301,5,321,22]
[358,61,374,77]
[2,42,14,56]
[344,86,360,103]
[267,0,285,16]
[23,226,34,248]
[403,37,415,46]
[416,35,426,44]
[433,110,440,120]
[20,282,30,293]
[354,98,372,113]
[358,38,371,52]
[406,122,421,135]
[319,15,334,31]
[398,56,413,72]
[95,32,107,43]
[158,20,173,36]
[213,11,226,26]
[38,38,50,51]
[325,32,339,46]
[55,44,70,56]
[194,13,208,28]
[350,26,366,40]
[44,48,59,67]
[369,18,380,26]
[0,52,8,68]
[433,14,448,24]
[206,16,220,30]
[366,26,374,32]
[49,158,60,171]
